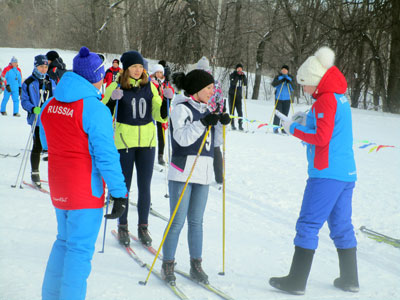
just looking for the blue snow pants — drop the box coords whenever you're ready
[1,90,19,114]
[42,207,103,300]
[294,178,357,250]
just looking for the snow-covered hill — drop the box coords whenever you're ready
[0,48,399,300]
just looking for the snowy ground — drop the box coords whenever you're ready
[1,48,400,300]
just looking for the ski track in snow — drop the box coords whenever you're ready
[1,48,400,300]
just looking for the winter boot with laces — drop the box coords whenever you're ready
[31,170,41,188]
[138,224,152,246]
[161,260,176,286]
[333,247,359,292]
[118,224,130,246]
[190,258,209,284]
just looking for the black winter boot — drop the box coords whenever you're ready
[190,258,209,284]
[269,246,315,295]
[161,260,176,286]
[138,224,152,246]
[118,224,130,246]
[334,247,359,292]
[31,170,41,188]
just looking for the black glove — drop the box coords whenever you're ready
[160,99,168,119]
[19,87,22,96]
[200,113,219,127]
[104,196,127,219]
[219,113,231,125]
[6,85,11,93]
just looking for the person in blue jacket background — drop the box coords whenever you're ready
[21,55,56,188]
[1,56,22,116]
[269,47,359,295]
[271,65,294,134]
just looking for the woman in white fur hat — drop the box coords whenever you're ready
[269,47,359,295]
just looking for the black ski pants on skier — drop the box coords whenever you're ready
[228,90,243,128]
[31,126,42,172]
[118,147,155,226]
[213,146,223,184]
[273,100,291,127]
[156,121,165,155]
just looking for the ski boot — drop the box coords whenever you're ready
[13,113,21,117]
[239,123,244,131]
[158,154,166,166]
[118,224,130,246]
[1,112,7,116]
[190,258,209,284]
[161,260,176,286]
[138,224,152,246]
[31,170,41,188]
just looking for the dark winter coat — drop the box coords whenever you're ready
[271,73,294,100]
[48,58,67,84]
[228,71,247,94]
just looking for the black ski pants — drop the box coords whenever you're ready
[156,121,165,155]
[31,126,42,172]
[273,100,291,126]
[228,90,243,128]
[213,146,223,184]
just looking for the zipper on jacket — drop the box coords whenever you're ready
[120,133,129,153]
[148,129,155,147]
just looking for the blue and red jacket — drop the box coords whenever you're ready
[289,66,357,182]
[40,72,127,210]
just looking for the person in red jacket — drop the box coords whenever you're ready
[104,58,122,87]
[40,47,128,300]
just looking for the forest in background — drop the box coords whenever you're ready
[1,0,399,113]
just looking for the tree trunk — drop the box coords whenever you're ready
[386,0,400,113]
[252,31,271,100]
[233,0,242,63]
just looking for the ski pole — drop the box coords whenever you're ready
[99,93,119,254]
[287,84,294,115]
[243,87,249,132]
[230,85,238,116]
[166,98,171,164]
[139,126,212,286]
[11,113,38,188]
[99,193,111,253]
[269,83,284,131]
[218,125,226,276]
[161,125,169,198]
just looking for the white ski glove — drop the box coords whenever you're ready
[292,111,307,126]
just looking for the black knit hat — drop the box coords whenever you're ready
[46,50,59,62]
[173,69,214,95]
[235,63,243,69]
[281,64,289,71]
[120,51,144,70]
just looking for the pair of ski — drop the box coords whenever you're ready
[359,226,400,248]
[22,179,50,195]
[112,230,234,300]
[129,201,169,222]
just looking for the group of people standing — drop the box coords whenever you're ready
[9,45,358,299]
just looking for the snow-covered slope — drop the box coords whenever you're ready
[0,48,399,300]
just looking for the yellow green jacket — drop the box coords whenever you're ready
[102,78,167,150]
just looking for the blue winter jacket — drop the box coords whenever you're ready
[21,74,56,126]
[271,74,294,100]
[5,67,22,92]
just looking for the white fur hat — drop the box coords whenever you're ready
[297,47,335,86]
[196,56,211,72]
[151,64,164,75]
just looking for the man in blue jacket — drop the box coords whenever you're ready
[21,55,56,188]
[271,65,294,133]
